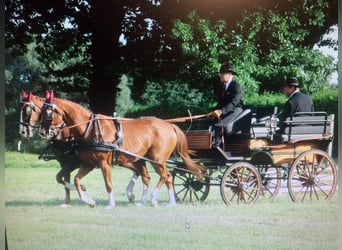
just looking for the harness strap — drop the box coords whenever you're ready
[94,114,104,143]
[81,114,95,139]
[114,118,123,145]
[112,115,123,163]
[114,146,163,166]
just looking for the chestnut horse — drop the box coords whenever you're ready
[20,91,84,207]
[39,91,204,208]
[20,91,43,138]
[20,91,150,206]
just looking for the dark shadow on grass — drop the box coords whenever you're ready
[5,198,140,208]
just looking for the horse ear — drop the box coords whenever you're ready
[27,92,33,102]
[45,90,51,103]
[50,90,55,102]
[22,90,27,101]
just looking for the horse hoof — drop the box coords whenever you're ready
[105,205,115,209]
[166,203,177,208]
[88,201,96,208]
[135,201,146,207]
[151,200,158,207]
[128,195,135,203]
[60,204,70,208]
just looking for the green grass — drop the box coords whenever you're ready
[5,152,338,250]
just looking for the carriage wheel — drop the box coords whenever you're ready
[172,170,210,203]
[288,149,337,202]
[220,162,261,205]
[257,165,282,199]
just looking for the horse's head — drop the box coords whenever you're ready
[39,90,65,139]
[19,91,44,138]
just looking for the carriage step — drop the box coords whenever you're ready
[215,146,244,161]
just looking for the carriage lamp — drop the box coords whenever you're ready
[265,115,278,140]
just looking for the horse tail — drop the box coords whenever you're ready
[171,124,206,181]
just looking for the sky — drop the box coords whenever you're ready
[314,25,338,86]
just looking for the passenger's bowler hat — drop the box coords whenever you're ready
[219,64,237,75]
[284,77,300,87]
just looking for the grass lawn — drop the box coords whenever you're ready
[5,152,338,250]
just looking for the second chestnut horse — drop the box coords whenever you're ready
[40,91,204,208]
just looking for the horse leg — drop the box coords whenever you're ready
[56,168,71,208]
[126,172,138,203]
[126,172,149,205]
[165,171,177,207]
[74,165,95,207]
[124,161,151,206]
[57,165,87,207]
[99,161,115,209]
[140,166,150,206]
[150,165,169,207]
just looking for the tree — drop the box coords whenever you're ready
[123,0,337,88]
[5,0,92,104]
[236,5,336,93]
[170,6,335,97]
[5,0,124,115]
[88,0,125,115]
[5,0,337,151]
[115,74,134,116]
[5,0,337,112]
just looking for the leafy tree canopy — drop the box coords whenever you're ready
[5,0,337,112]
[171,5,336,97]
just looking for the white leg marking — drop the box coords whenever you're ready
[151,188,159,207]
[64,181,76,190]
[80,190,96,208]
[167,189,177,207]
[135,184,148,207]
[141,184,148,205]
[126,173,137,202]
[106,191,116,209]
[60,203,71,208]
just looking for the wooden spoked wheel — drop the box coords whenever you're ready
[220,162,261,205]
[172,170,210,203]
[257,165,282,199]
[288,149,337,202]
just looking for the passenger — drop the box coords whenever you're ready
[210,64,244,146]
[279,77,314,133]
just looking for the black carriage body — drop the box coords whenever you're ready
[173,111,337,205]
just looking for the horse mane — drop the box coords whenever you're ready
[32,95,45,102]
[56,98,91,114]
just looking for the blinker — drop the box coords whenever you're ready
[25,106,32,116]
[46,109,53,120]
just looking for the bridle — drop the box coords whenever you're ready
[39,91,65,139]
[19,91,42,137]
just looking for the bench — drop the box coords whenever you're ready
[282,112,334,142]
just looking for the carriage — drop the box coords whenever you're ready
[20,91,337,207]
[169,108,337,205]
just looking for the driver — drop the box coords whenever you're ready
[210,64,244,146]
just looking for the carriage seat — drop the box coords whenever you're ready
[281,112,334,142]
[225,108,252,136]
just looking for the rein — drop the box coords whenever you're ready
[57,113,211,131]
[55,115,132,130]
[164,113,211,122]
